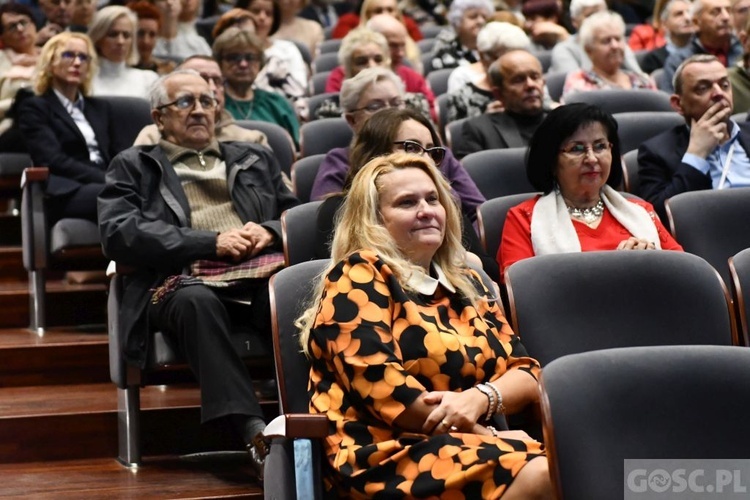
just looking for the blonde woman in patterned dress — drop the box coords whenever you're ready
[297,151,552,499]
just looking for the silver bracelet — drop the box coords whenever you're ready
[475,384,495,421]
[486,425,498,437]
[486,383,505,415]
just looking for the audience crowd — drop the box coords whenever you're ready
[5,0,750,495]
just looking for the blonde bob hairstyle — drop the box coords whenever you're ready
[88,6,139,66]
[34,32,98,96]
[296,152,483,356]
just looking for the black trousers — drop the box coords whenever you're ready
[49,182,104,223]
[148,281,271,423]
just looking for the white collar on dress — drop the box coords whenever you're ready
[405,262,456,295]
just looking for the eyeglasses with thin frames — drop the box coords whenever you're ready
[559,141,612,159]
[350,98,404,113]
[157,93,218,111]
[60,51,90,63]
[393,140,447,165]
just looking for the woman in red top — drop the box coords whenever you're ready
[498,103,683,276]
[332,0,423,40]
[627,0,670,50]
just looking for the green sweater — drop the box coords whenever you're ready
[224,89,300,147]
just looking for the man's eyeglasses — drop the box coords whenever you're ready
[157,93,218,111]
[352,54,385,66]
[59,51,90,63]
[560,141,612,159]
[393,140,447,165]
[223,53,261,65]
[350,98,404,113]
[3,19,30,32]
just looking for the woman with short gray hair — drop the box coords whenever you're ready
[561,11,655,100]
[430,0,495,71]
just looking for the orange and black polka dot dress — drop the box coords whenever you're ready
[307,251,545,498]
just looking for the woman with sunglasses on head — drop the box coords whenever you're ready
[17,32,127,223]
[313,99,498,282]
[499,103,682,277]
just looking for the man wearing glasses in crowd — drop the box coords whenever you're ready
[98,69,299,480]
[133,55,269,148]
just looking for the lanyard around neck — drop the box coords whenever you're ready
[718,141,736,190]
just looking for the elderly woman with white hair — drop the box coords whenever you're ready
[88,5,158,96]
[549,0,643,73]
[430,0,495,71]
[324,26,434,111]
[325,27,392,92]
[561,11,655,100]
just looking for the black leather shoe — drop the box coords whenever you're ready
[247,432,269,481]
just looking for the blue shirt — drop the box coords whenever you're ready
[682,121,750,189]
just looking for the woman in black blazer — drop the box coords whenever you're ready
[18,32,126,222]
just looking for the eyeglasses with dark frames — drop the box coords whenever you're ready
[223,53,261,65]
[393,140,447,165]
[157,93,218,111]
[352,54,385,66]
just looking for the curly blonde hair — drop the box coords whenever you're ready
[34,32,98,96]
[296,152,482,356]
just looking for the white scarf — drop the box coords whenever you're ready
[530,184,661,256]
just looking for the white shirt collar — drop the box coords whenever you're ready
[405,262,456,295]
[53,88,83,113]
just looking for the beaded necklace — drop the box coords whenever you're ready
[567,199,604,224]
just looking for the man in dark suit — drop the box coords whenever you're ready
[638,54,750,222]
[455,50,547,159]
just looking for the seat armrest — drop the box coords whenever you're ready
[20,167,48,189]
[21,167,50,272]
[264,413,328,439]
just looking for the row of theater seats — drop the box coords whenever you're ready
[291,105,680,205]
[8,94,745,336]
[263,246,750,497]
[13,95,300,335]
